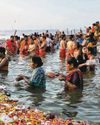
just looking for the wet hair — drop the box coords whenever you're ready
[24,35,28,41]
[78,34,83,38]
[10,35,14,39]
[67,57,78,68]
[93,23,96,26]
[88,47,93,54]
[14,35,20,40]
[96,21,99,24]
[88,36,95,43]
[69,35,74,40]
[31,35,36,41]
[0,47,5,55]
[24,35,28,38]
[46,34,49,37]
[88,26,91,29]
[90,32,94,38]
[32,55,43,67]
[42,35,46,39]
[61,35,66,40]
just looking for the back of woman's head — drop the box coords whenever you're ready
[32,55,43,67]
[67,57,78,68]
[0,47,5,55]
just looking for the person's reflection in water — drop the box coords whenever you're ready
[59,58,66,74]
[25,86,46,107]
[67,89,83,104]
[57,89,83,118]
[0,72,8,85]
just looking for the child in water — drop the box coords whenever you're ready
[16,55,46,89]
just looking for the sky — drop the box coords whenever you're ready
[0,0,100,30]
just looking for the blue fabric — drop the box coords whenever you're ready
[79,39,83,44]
[70,71,83,88]
[30,67,46,88]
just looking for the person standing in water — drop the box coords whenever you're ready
[19,35,29,57]
[5,35,17,56]
[0,47,9,71]
[59,35,66,59]
[59,57,83,91]
[39,36,47,58]
[16,55,46,89]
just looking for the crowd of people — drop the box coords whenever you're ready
[0,21,100,91]
[0,21,100,124]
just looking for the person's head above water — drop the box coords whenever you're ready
[32,55,43,68]
[0,47,6,56]
[66,57,78,71]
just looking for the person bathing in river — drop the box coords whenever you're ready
[19,35,30,57]
[16,55,46,89]
[0,47,9,71]
[59,35,66,59]
[59,57,83,91]
[5,35,17,56]
[28,39,36,57]
[39,35,47,57]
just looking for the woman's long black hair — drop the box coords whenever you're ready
[32,55,43,67]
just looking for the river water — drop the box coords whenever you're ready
[0,50,100,124]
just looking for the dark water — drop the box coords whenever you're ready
[0,50,100,124]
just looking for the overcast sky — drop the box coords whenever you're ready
[0,0,100,30]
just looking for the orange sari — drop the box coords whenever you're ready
[19,40,29,56]
[39,40,46,57]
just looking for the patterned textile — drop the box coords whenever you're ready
[30,67,46,88]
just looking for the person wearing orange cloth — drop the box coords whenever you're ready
[19,35,29,57]
[66,35,75,58]
[33,36,39,56]
[59,35,66,59]
[5,35,17,56]
[28,39,36,57]
[39,36,46,57]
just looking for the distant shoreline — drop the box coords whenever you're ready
[0,29,86,40]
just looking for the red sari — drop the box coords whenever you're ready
[39,40,46,57]
[59,49,66,59]
[6,40,17,54]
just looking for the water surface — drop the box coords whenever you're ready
[0,50,100,124]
